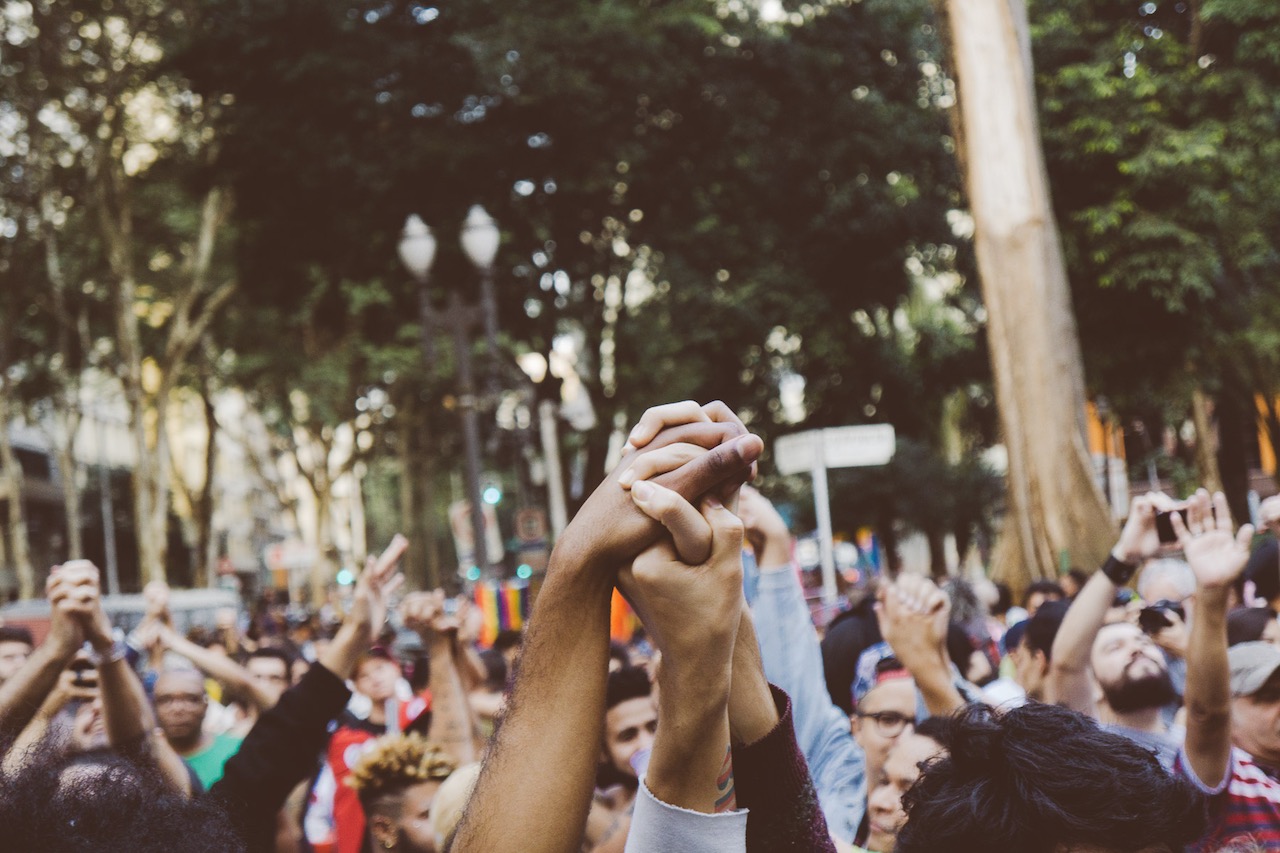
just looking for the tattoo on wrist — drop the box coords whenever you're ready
[714,746,736,813]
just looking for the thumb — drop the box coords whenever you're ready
[702,496,745,556]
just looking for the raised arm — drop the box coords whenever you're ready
[1049,494,1166,713]
[616,490,747,851]
[1175,491,1254,788]
[0,570,84,736]
[876,574,965,718]
[738,486,866,844]
[211,535,406,848]
[57,561,193,796]
[451,403,760,853]
[149,622,276,712]
[400,590,480,765]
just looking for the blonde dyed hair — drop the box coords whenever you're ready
[347,733,456,808]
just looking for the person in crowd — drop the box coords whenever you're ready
[862,717,949,853]
[895,702,1207,852]
[308,585,478,853]
[1023,578,1066,617]
[153,667,244,790]
[1227,606,1280,647]
[1060,567,1090,599]
[739,483,967,849]
[1167,490,1280,848]
[582,666,658,850]
[0,561,192,796]
[1243,494,1280,611]
[1008,598,1067,703]
[347,732,457,853]
[1050,493,1187,768]
[820,588,882,717]
[0,625,33,687]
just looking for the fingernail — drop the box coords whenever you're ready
[618,468,636,488]
[705,496,723,509]
[632,480,656,501]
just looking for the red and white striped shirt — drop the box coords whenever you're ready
[1176,746,1280,850]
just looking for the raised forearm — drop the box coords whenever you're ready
[649,675,733,813]
[319,621,367,681]
[451,560,614,853]
[166,632,274,711]
[900,648,965,718]
[728,609,780,747]
[426,636,478,766]
[1048,570,1115,712]
[0,638,77,736]
[1183,587,1232,786]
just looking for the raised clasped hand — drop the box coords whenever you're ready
[554,400,762,572]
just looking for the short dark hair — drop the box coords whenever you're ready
[0,625,33,647]
[493,630,523,653]
[1065,568,1089,592]
[1024,600,1070,662]
[246,646,293,675]
[897,703,1206,853]
[605,666,651,712]
[1024,580,1065,607]
[1003,620,1028,653]
[608,641,631,670]
[992,582,1013,615]
[1228,607,1277,647]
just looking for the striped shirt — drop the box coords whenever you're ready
[1175,747,1280,850]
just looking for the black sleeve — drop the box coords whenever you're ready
[208,663,351,853]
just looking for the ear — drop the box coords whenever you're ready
[369,814,398,848]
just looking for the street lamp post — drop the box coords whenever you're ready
[398,209,501,579]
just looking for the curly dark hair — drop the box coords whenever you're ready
[0,744,244,852]
[897,703,1207,853]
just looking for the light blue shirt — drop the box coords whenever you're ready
[747,554,866,844]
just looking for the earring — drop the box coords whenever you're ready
[383,842,394,851]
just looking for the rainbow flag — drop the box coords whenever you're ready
[610,588,638,642]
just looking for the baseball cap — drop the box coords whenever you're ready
[851,641,911,710]
[1228,641,1280,697]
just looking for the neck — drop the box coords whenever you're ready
[170,731,211,756]
[1111,705,1164,733]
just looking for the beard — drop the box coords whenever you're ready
[1102,666,1179,713]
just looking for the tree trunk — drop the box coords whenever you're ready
[1191,386,1224,494]
[0,392,35,599]
[312,474,334,608]
[197,390,219,588]
[945,0,1114,592]
[1215,384,1251,527]
[54,406,84,559]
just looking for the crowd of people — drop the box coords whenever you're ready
[1,399,1279,851]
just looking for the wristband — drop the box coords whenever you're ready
[90,639,128,666]
[1100,554,1137,587]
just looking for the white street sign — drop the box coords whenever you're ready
[774,425,896,475]
[773,424,896,604]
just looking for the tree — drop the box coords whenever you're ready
[941,0,1115,588]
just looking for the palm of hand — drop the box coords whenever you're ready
[1184,530,1248,588]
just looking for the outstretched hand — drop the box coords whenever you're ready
[1171,490,1253,591]
[348,535,408,644]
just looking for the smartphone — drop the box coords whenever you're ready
[69,657,98,689]
[443,598,460,616]
[1155,508,1188,544]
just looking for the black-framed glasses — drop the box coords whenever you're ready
[855,710,913,738]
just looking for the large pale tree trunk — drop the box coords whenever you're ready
[0,391,35,599]
[945,0,1114,591]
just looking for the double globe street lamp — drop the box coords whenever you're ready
[398,205,501,579]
